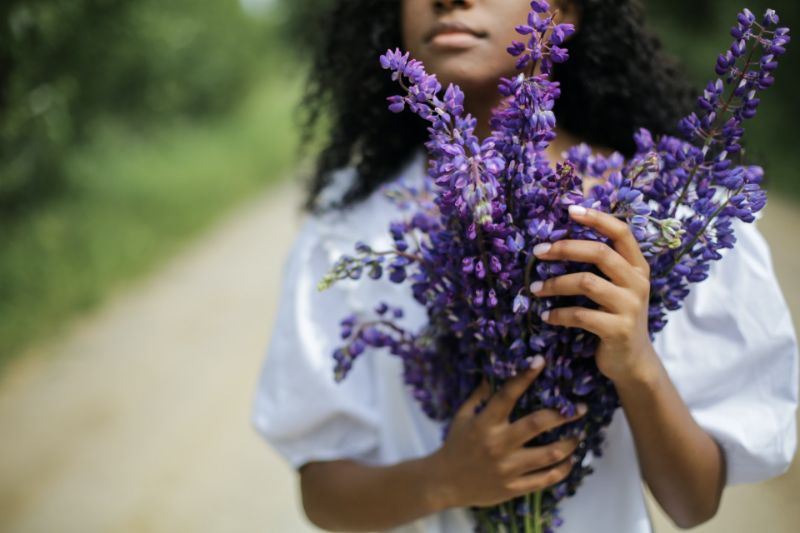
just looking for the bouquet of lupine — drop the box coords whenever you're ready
[318,2,789,531]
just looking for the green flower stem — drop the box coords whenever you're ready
[524,493,534,533]
[534,491,543,533]
[478,509,496,533]
[508,501,520,532]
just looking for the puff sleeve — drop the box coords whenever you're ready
[251,212,381,470]
[655,218,798,485]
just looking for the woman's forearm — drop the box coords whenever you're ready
[299,455,447,532]
[615,345,726,529]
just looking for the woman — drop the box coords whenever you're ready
[252,1,798,531]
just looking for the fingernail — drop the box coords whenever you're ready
[533,243,552,256]
[568,205,587,216]
[530,280,543,294]
[577,403,588,415]
[540,310,550,321]
[531,355,545,369]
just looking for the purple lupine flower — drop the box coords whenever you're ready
[320,2,788,531]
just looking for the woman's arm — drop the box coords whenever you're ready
[299,455,443,532]
[533,205,724,528]
[614,346,725,528]
[300,360,587,532]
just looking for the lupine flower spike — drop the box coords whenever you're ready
[319,2,788,531]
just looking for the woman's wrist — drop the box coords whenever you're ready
[609,343,664,393]
[421,448,459,513]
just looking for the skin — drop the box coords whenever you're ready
[402,0,580,144]
[301,1,726,531]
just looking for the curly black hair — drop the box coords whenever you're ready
[298,0,697,213]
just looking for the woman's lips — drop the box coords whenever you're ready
[425,21,487,49]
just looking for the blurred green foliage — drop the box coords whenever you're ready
[0,73,302,363]
[0,0,303,364]
[0,0,277,218]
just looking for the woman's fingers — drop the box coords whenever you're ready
[533,239,635,288]
[530,271,633,312]
[567,205,650,275]
[478,356,546,424]
[506,453,575,495]
[540,306,618,337]
[507,437,580,476]
[504,404,587,450]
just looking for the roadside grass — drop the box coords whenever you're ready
[0,73,302,367]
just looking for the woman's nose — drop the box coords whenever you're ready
[432,0,474,12]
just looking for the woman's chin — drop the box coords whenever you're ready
[437,69,510,97]
[415,52,517,96]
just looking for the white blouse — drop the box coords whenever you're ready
[251,151,798,533]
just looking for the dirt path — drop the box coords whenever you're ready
[0,185,797,533]
[0,183,316,533]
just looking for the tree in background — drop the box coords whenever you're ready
[0,0,275,220]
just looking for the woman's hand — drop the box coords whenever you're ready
[527,205,726,527]
[427,357,587,510]
[529,205,660,388]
